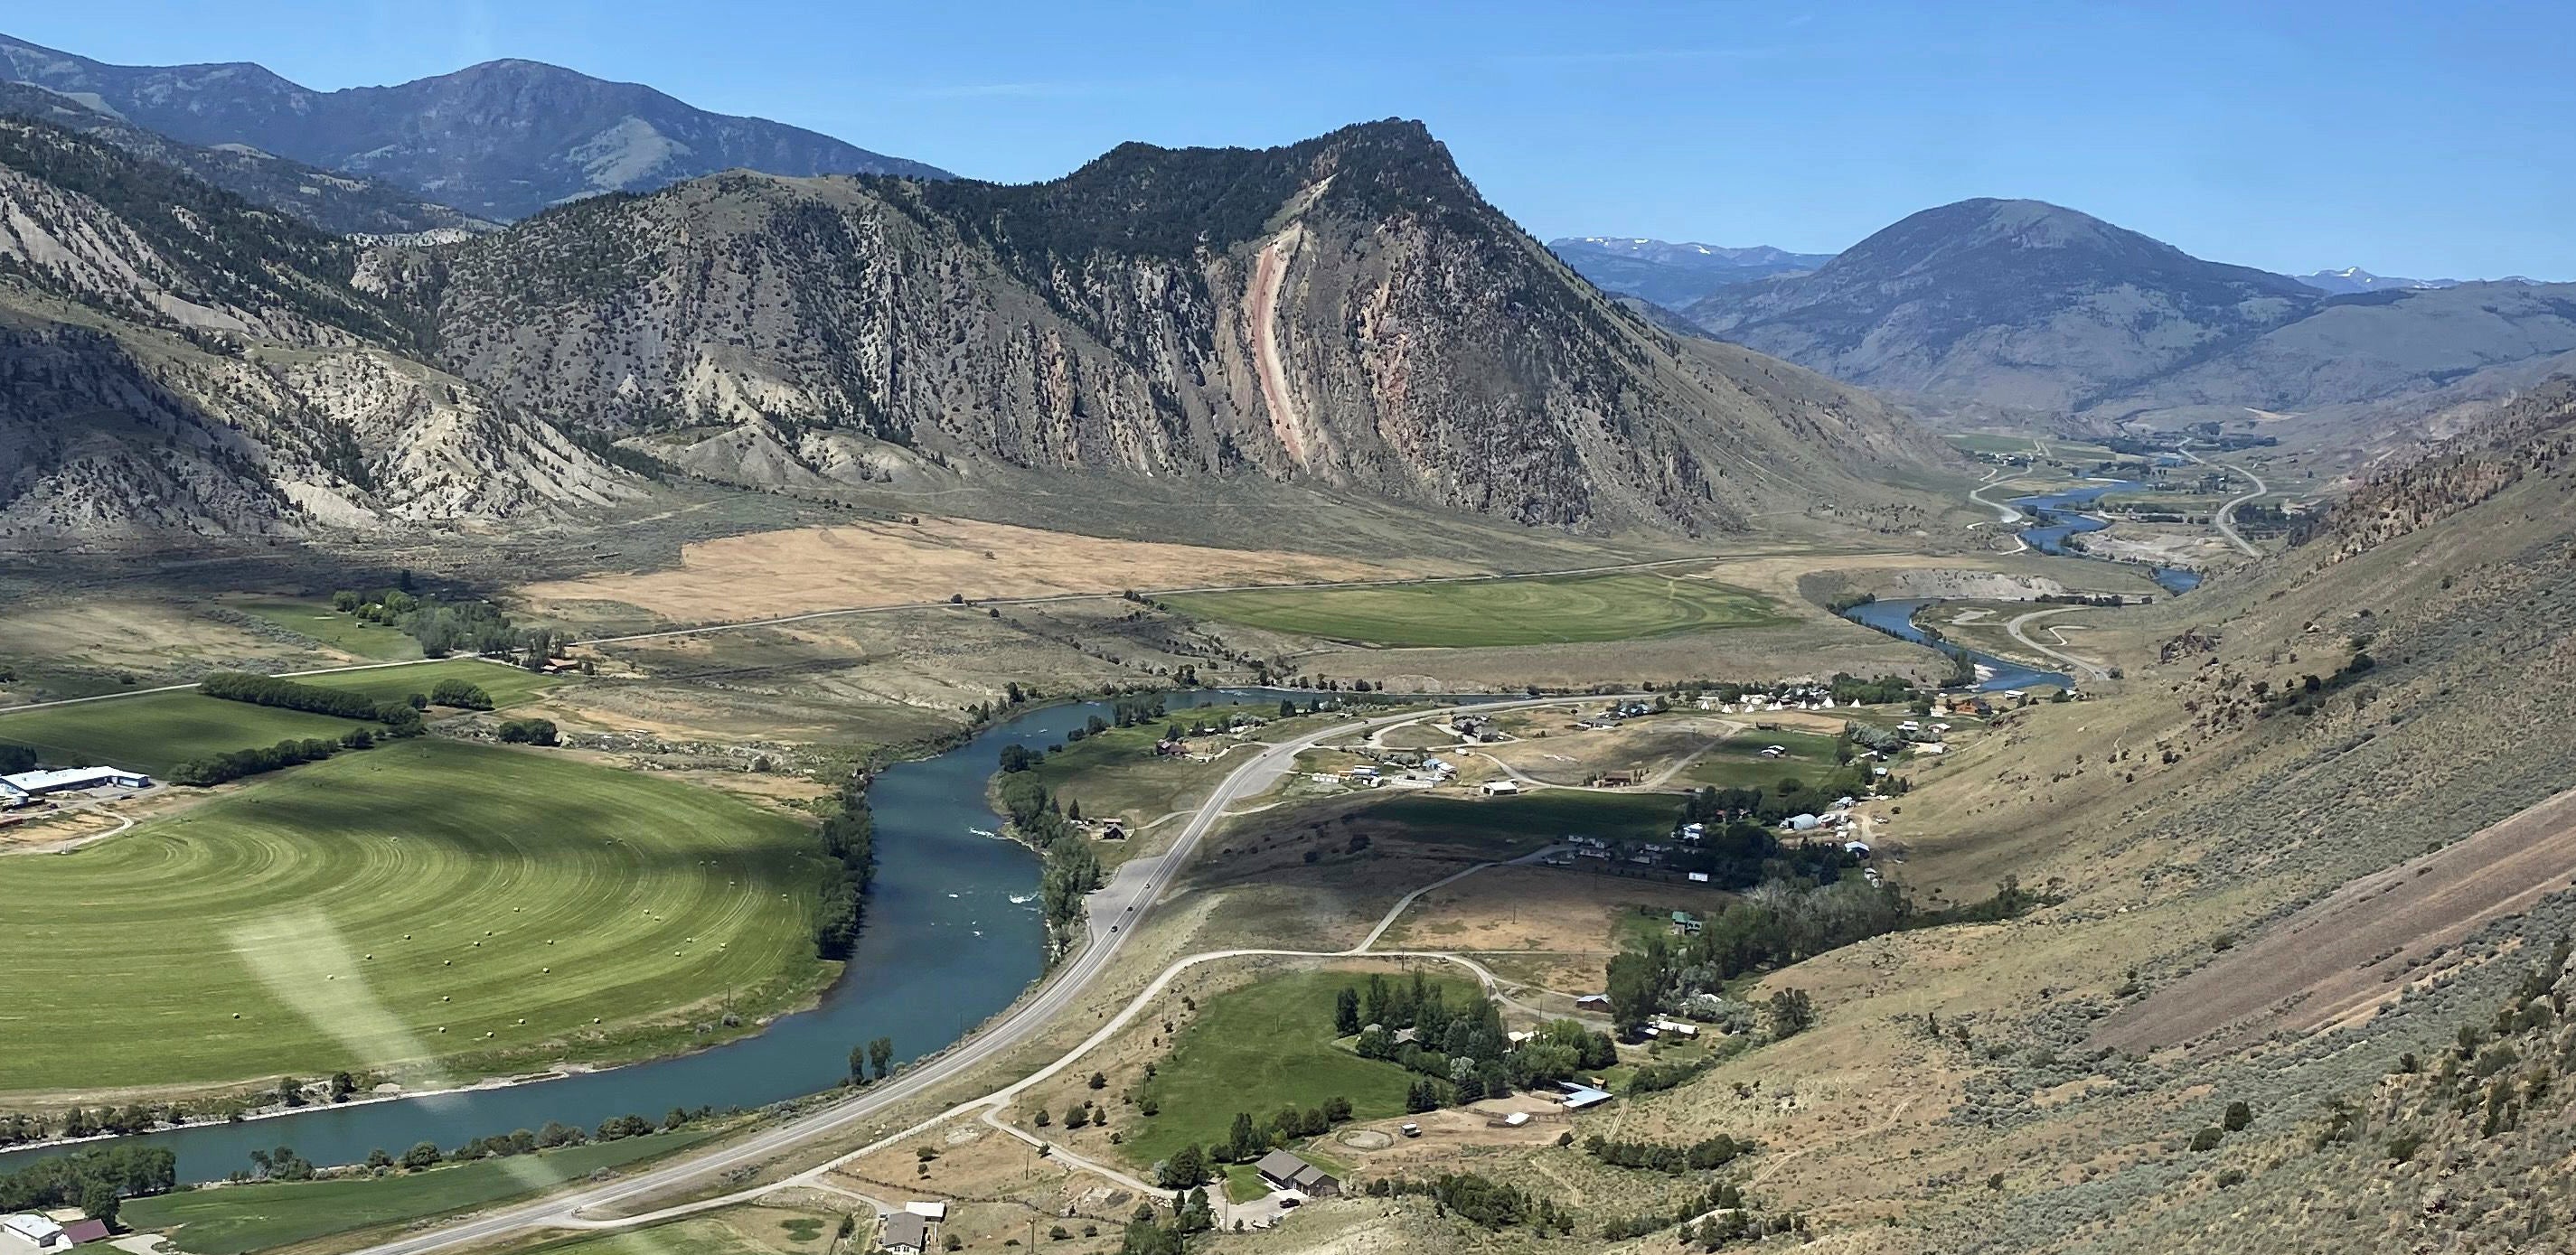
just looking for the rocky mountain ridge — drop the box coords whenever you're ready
[0,115,632,541]
[402,120,1962,535]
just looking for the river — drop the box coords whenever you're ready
[1,688,1284,1185]
[2010,481,2204,595]
[1838,598,2070,692]
[1835,476,2223,689]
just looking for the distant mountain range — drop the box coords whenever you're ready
[0,32,947,222]
[0,104,1960,541]
[2294,267,2466,294]
[0,80,491,236]
[1547,237,1835,307]
[1659,199,2575,420]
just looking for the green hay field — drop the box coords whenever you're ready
[119,1129,716,1255]
[1123,969,1473,1171]
[226,597,425,661]
[0,738,832,1097]
[0,660,556,776]
[1161,572,1786,648]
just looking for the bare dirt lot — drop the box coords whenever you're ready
[520,516,1451,625]
[2092,786,2576,1055]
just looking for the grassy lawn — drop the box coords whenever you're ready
[1682,728,1848,791]
[1358,791,1684,848]
[0,738,832,1096]
[1124,969,1472,1170]
[121,1129,717,1255]
[0,660,558,776]
[1161,572,1786,648]
[225,597,424,661]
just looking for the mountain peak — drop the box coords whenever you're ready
[0,30,948,220]
[1547,237,1838,307]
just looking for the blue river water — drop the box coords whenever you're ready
[1838,598,2070,692]
[2,688,1285,1184]
[2009,481,2203,595]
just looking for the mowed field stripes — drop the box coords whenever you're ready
[0,739,834,1096]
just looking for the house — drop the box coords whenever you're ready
[1557,1083,1613,1110]
[1652,1018,1701,1038]
[1597,770,1641,787]
[1669,910,1702,935]
[1480,779,1522,796]
[1575,994,1611,1011]
[878,1210,931,1253]
[58,1221,108,1247]
[1255,1149,1341,1196]
[1422,757,1455,779]
[1913,743,1947,755]
[2,1216,66,1250]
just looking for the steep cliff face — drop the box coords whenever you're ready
[422,121,1962,533]
[0,117,633,542]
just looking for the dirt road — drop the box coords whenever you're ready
[2005,606,2109,682]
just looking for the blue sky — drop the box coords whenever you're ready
[11,1,2570,278]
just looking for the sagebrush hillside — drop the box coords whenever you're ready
[1570,381,2576,1252]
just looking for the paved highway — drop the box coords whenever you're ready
[347,694,1621,1255]
[2178,444,2267,557]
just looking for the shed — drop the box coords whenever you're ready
[58,1221,108,1247]
[2,1216,67,1250]
[1557,1083,1613,1110]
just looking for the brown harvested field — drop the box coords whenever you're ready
[0,597,333,703]
[2091,786,2576,1055]
[1472,716,1735,787]
[1380,866,1737,989]
[520,515,1455,625]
